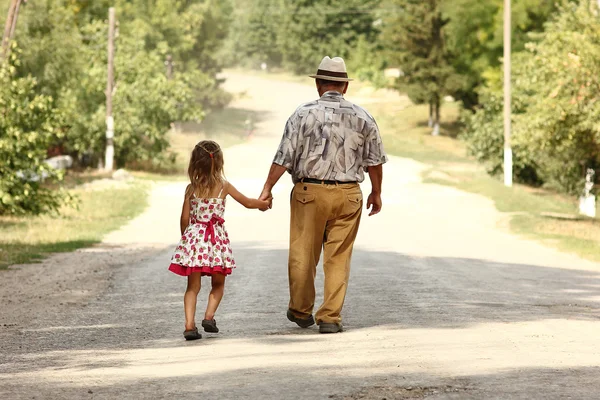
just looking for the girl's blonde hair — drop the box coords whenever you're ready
[187,140,225,198]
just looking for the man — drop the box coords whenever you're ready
[259,56,387,333]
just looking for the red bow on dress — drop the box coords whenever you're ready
[200,215,225,245]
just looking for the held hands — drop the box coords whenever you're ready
[258,188,273,212]
[366,192,382,216]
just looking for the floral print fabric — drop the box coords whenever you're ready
[169,197,235,276]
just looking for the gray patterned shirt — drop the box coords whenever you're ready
[273,91,387,183]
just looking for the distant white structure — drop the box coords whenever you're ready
[46,155,73,170]
[261,62,267,72]
[384,68,402,79]
[16,155,73,182]
[579,169,596,218]
[112,168,133,182]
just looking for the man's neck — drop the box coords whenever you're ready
[321,90,343,97]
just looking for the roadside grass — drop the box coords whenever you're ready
[369,99,600,263]
[0,182,149,270]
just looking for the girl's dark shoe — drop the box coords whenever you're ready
[183,327,202,340]
[318,322,343,334]
[202,319,219,333]
[287,309,315,328]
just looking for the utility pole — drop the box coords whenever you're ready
[503,0,512,187]
[105,7,116,171]
[1,0,19,60]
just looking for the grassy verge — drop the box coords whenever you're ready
[0,181,149,270]
[369,99,600,263]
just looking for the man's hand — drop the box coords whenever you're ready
[258,164,287,212]
[366,164,383,217]
[366,192,382,216]
[258,188,273,211]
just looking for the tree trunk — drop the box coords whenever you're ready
[1,0,19,60]
[428,101,433,128]
[8,0,21,40]
[432,97,440,136]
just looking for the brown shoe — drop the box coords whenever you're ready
[287,309,315,328]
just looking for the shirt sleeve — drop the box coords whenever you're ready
[362,119,388,170]
[272,114,298,171]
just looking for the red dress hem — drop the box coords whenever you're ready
[168,263,233,277]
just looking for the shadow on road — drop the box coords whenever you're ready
[3,244,600,353]
[1,244,600,399]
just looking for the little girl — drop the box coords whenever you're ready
[168,140,270,340]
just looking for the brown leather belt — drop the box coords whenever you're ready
[302,178,357,185]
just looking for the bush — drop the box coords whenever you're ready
[0,59,70,215]
[461,71,541,186]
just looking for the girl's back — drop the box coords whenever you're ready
[168,140,271,340]
[189,187,226,224]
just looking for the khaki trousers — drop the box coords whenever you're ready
[288,182,363,324]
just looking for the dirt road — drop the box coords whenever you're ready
[1,72,600,399]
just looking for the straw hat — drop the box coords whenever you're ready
[309,56,353,82]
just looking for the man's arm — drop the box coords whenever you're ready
[259,163,287,209]
[362,115,386,217]
[366,164,383,216]
[260,113,298,210]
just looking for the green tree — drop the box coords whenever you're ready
[463,1,600,194]
[0,0,233,214]
[225,0,283,68]
[0,55,70,215]
[277,0,381,75]
[443,0,559,108]
[381,0,460,135]
[10,0,229,168]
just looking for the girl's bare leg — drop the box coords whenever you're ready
[184,272,202,330]
[205,274,226,320]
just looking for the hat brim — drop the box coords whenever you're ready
[309,74,353,82]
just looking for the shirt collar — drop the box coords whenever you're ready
[320,90,344,101]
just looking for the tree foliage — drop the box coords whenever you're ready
[463,1,600,194]
[443,0,560,108]
[0,55,71,215]
[11,0,232,168]
[380,0,461,132]
[225,0,284,68]
[225,0,381,75]
[277,0,381,74]
[0,0,232,215]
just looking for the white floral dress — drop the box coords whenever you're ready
[168,194,235,277]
